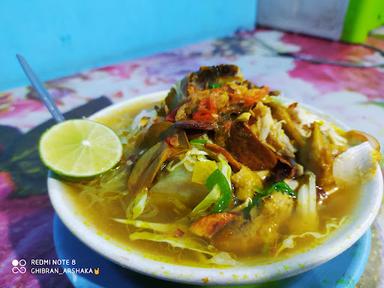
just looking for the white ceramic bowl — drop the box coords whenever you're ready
[48,91,383,285]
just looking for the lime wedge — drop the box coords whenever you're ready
[39,119,123,179]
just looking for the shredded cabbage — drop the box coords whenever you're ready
[295,105,348,151]
[252,102,273,141]
[129,231,217,256]
[190,184,221,218]
[77,165,128,207]
[126,188,148,219]
[276,217,347,255]
[295,172,318,231]
[167,147,209,172]
[324,124,348,149]
[129,231,238,265]
[236,112,251,122]
[114,218,186,233]
[270,120,297,157]
[251,102,296,158]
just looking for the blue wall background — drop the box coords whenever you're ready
[0,0,257,90]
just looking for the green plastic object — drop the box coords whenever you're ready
[342,0,384,43]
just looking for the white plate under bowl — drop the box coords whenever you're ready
[48,91,383,285]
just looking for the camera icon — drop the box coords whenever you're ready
[12,259,27,274]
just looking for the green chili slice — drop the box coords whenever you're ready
[208,83,221,89]
[205,169,232,213]
[190,139,208,145]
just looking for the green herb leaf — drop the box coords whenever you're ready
[264,181,296,197]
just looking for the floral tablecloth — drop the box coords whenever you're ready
[0,29,384,288]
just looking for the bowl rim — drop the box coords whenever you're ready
[48,90,383,285]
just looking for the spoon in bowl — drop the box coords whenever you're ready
[16,54,65,123]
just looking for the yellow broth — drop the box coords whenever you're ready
[64,99,360,266]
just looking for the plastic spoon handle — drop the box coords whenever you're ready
[16,54,65,123]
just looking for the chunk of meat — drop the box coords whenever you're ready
[213,119,232,147]
[212,193,294,255]
[261,192,295,218]
[231,166,263,200]
[250,102,296,158]
[299,122,335,189]
[226,121,279,170]
[172,120,217,130]
[268,102,306,148]
[190,213,237,239]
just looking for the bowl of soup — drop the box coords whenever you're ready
[48,65,383,285]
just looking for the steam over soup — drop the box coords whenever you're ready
[66,65,380,266]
